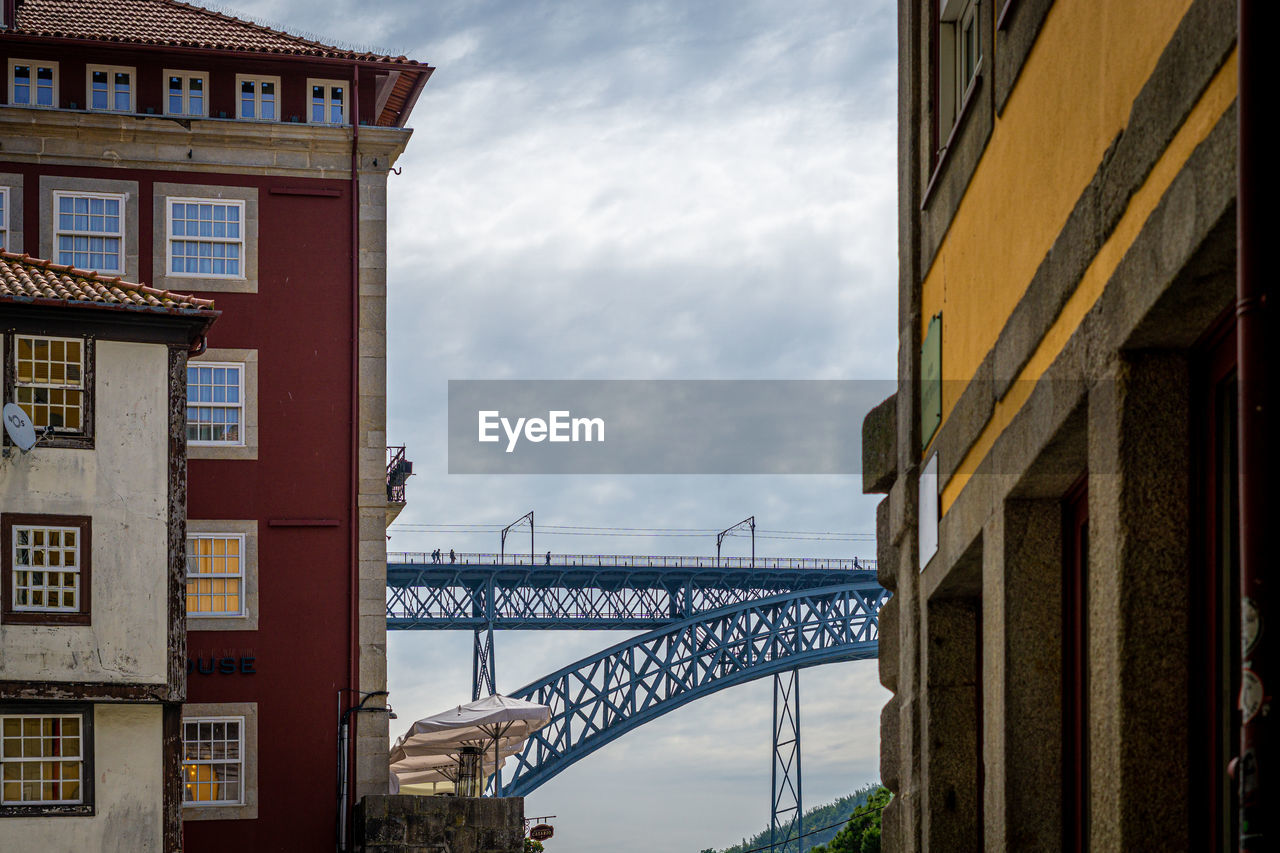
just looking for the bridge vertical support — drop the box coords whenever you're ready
[473,574,497,702]
[472,626,495,701]
[770,668,802,853]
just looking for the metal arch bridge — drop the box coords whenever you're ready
[501,583,883,796]
[385,552,885,851]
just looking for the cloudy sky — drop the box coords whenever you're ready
[233,1,897,849]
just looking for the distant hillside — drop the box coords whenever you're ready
[699,784,883,853]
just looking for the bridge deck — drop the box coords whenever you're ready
[386,552,879,629]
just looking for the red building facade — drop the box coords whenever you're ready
[1,1,430,849]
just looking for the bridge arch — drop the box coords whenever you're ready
[503,582,884,796]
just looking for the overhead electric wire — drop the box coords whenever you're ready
[391,530,870,541]
[390,522,872,534]
[388,522,874,542]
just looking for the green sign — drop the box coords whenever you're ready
[921,312,941,451]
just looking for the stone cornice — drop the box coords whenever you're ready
[0,106,411,178]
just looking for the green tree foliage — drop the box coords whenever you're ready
[705,784,886,853]
[524,839,544,853]
[808,786,891,853]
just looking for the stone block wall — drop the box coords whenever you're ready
[356,795,525,853]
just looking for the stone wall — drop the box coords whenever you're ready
[356,796,525,853]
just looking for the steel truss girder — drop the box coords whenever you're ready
[386,564,877,630]
[501,583,884,797]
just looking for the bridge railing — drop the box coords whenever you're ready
[387,552,875,571]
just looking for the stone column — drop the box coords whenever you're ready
[1086,353,1192,849]
[922,594,982,852]
[982,500,1063,851]
[355,162,392,800]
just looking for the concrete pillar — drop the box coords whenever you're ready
[983,500,1063,851]
[883,476,923,853]
[923,595,982,852]
[1087,352,1192,850]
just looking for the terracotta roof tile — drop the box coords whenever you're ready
[0,250,217,316]
[9,0,426,66]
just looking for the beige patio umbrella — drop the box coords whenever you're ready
[390,742,523,794]
[389,694,551,796]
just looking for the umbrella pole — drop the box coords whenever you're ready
[490,721,513,797]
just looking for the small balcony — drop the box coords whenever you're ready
[386,445,413,526]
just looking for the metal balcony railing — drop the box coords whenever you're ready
[387,551,875,571]
[386,445,412,503]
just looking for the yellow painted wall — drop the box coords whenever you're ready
[921,0,1193,427]
[941,51,1237,512]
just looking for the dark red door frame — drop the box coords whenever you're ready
[1192,314,1240,851]
[1237,2,1272,850]
[1062,478,1089,853]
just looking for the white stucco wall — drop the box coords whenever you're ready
[0,338,170,683]
[2,704,164,852]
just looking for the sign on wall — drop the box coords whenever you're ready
[921,312,942,451]
[188,656,256,675]
[919,452,939,571]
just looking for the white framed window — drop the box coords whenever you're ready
[86,65,135,113]
[165,70,208,117]
[186,534,246,618]
[0,187,9,250]
[187,362,244,445]
[182,717,244,806]
[235,75,279,121]
[1,713,86,806]
[186,520,257,630]
[167,198,244,278]
[10,523,81,613]
[52,190,125,274]
[8,59,57,108]
[13,335,86,433]
[306,78,348,125]
[2,514,91,626]
[939,0,982,137]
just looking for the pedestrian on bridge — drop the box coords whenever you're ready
[545,551,551,566]
[450,549,456,564]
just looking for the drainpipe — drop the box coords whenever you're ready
[337,691,391,852]
[1237,2,1270,850]
[344,63,363,853]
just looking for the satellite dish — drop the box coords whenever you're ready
[3,403,38,452]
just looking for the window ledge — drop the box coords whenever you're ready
[922,68,985,211]
[167,274,247,283]
[188,615,256,632]
[0,804,94,818]
[21,435,94,451]
[1,610,91,626]
[182,802,257,821]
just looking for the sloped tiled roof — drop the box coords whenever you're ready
[0,251,217,316]
[8,0,426,66]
